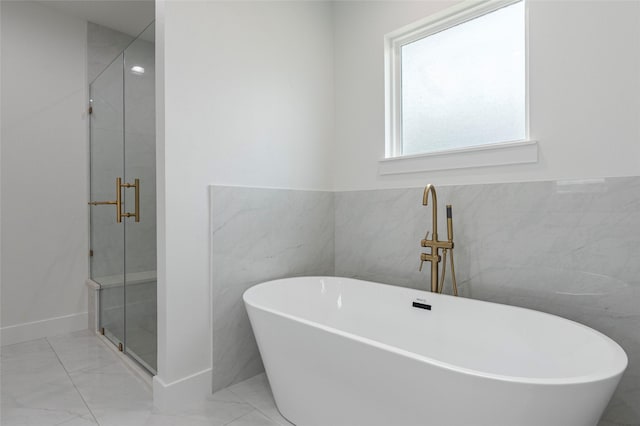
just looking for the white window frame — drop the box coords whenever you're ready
[382,0,537,175]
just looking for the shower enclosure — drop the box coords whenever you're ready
[88,23,157,373]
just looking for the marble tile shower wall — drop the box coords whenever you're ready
[335,177,640,426]
[210,186,334,393]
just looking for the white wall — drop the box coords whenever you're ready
[156,0,334,405]
[0,1,89,344]
[332,0,640,190]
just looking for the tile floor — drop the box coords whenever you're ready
[0,330,293,426]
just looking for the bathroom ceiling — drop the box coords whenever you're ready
[39,0,154,37]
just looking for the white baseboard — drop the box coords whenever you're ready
[1,312,88,346]
[153,368,212,411]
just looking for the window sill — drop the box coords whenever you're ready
[378,140,538,175]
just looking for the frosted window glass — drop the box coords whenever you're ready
[401,1,525,155]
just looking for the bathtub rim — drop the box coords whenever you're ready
[244,276,628,387]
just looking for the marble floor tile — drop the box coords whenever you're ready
[1,340,69,393]
[143,413,225,426]
[226,410,281,426]
[227,374,293,426]
[1,338,51,358]
[47,330,122,373]
[1,339,97,426]
[87,409,155,426]
[68,359,154,425]
[1,407,97,426]
[211,388,247,404]
[151,395,255,426]
[2,331,282,426]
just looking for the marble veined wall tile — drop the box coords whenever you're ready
[335,176,640,425]
[210,186,334,393]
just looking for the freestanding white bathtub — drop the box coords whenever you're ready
[244,277,627,426]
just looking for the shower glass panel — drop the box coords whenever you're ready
[89,22,156,373]
[90,53,125,350]
[123,23,157,373]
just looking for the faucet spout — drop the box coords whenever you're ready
[422,184,438,241]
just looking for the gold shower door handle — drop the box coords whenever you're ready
[121,178,140,222]
[88,177,139,223]
[88,177,123,222]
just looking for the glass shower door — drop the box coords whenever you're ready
[123,23,157,373]
[89,54,126,350]
[89,22,157,374]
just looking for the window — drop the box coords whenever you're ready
[383,0,535,173]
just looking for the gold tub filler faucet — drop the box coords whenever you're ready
[419,184,458,296]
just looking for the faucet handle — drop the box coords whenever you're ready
[421,231,429,247]
[418,252,428,271]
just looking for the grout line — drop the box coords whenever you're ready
[252,404,292,426]
[222,409,258,426]
[215,382,275,425]
[225,387,268,422]
[54,413,97,426]
[226,380,292,426]
[45,337,101,426]
[250,407,276,424]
